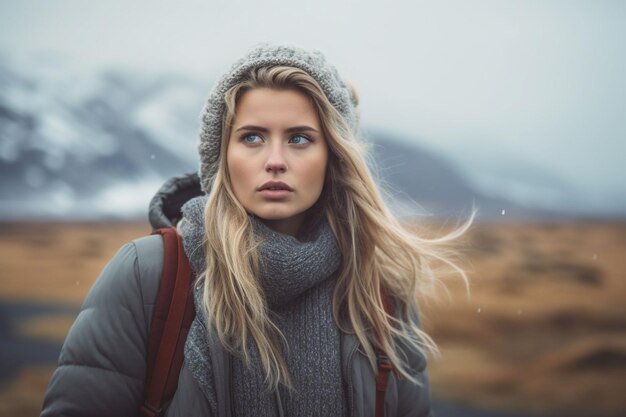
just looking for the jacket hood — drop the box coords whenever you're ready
[148,172,203,231]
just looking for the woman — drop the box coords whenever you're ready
[41,42,474,416]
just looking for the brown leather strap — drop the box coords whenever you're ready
[141,228,195,417]
[375,354,393,417]
[375,289,395,417]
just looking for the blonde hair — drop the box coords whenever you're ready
[198,65,475,390]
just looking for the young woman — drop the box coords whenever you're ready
[41,43,474,417]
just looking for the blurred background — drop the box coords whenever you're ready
[0,0,624,416]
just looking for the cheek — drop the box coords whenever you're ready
[300,153,328,197]
[227,152,252,194]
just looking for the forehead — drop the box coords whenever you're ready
[233,88,320,127]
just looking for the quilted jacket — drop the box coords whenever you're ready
[40,174,434,417]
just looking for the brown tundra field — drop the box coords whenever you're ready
[0,219,625,416]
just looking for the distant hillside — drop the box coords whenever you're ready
[366,130,564,221]
[0,61,583,221]
[0,65,201,219]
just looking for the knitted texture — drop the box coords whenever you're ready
[179,195,346,416]
[198,42,359,193]
[232,278,346,417]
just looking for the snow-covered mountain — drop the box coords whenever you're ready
[0,60,595,221]
[0,62,206,219]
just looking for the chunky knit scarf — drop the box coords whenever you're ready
[179,196,347,416]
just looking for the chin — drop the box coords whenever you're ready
[254,210,299,221]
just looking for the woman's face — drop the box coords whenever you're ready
[226,87,329,236]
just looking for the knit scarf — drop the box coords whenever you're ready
[179,195,347,416]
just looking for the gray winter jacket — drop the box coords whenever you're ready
[41,236,433,417]
[40,177,434,417]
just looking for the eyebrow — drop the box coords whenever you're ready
[234,124,319,134]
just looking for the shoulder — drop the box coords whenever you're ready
[41,234,166,416]
[81,234,164,313]
[68,233,166,360]
[131,234,165,308]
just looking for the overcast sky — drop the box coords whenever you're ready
[1,0,624,212]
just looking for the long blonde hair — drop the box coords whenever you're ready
[199,65,475,389]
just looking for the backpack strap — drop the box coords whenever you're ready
[140,228,196,417]
[375,289,395,417]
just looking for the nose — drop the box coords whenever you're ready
[264,142,287,173]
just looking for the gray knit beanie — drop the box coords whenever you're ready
[197,42,359,193]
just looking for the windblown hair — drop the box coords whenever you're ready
[199,65,475,390]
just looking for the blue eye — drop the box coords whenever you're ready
[289,135,312,145]
[242,134,262,144]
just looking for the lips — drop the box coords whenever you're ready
[258,181,294,192]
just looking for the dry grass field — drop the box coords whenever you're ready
[0,220,625,416]
[419,221,626,416]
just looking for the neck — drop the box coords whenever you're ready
[258,215,303,237]
[257,202,325,238]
